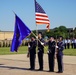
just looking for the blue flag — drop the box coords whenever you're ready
[11,14,31,52]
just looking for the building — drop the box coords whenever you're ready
[0,31,13,40]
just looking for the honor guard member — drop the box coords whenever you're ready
[56,36,64,73]
[47,36,56,72]
[27,37,36,70]
[37,32,45,71]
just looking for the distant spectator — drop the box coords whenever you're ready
[64,38,67,49]
[71,38,74,49]
[74,38,76,49]
[67,38,71,49]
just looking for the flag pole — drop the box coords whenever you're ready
[34,0,48,51]
[36,25,38,51]
[34,0,38,51]
[31,31,42,43]
[55,35,58,59]
[31,31,48,50]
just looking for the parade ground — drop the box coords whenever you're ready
[0,54,76,75]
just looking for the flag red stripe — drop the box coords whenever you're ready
[36,14,48,17]
[36,18,49,21]
[36,22,50,24]
[46,25,50,28]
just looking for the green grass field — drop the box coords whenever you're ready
[0,46,76,56]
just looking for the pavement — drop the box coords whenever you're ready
[0,54,76,75]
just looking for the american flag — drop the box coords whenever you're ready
[35,0,50,30]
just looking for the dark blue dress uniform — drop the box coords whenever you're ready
[38,38,44,70]
[57,41,64,73]
[29,40,36,70]
[48,41,56,72]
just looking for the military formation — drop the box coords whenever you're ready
[27,32,65,73]
[64,38,76,49]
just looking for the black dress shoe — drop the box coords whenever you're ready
[28,68,32,70]
[37,68,43,71]
[28,68,35,70]
[56,71,63,73]
[48,70,54,72]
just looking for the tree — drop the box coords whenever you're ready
[53,27,61,38]
[59,26,67,32]
[58,26,67,38]
[44,30,54,38]
[74,27,76,38]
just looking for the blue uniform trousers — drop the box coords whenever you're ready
[38,52,44,70]
[48,53,55,71]
[57,54,63,72]
[30,53,36,69]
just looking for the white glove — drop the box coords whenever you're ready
[36,36,38,39]
[28,45,30,48]
[56,46,58,48]
[47,51,49,54]
[37,50,39,53]
[41,42,44,45]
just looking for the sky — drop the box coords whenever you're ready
[0,0,76,31]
